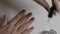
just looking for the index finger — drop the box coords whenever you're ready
[9,9,25,25]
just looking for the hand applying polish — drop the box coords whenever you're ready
[48,0,60,23]
[48,6,56,23]
[34,0,60,14]
[34,0,60,23]
[48,6,56,18]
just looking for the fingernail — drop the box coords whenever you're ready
[31,17,35,20]
[30,27,34,29]
[20,9,26,13]
[2,15,6,21]
[26,13,32,17]
[28,13,32,16]
[3,15,5,20]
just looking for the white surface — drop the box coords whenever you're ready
[0,0,60,34]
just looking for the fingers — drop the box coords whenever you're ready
[3,15,8,26]
[52,0,60,12]
[7,9,35,32]
[9,9,25,25]
[22,27,34,34]
[14,13,32,30]
[0,9,35,34]
[7,9,26,32]
[34,0,50,12]
[18,17,34,33]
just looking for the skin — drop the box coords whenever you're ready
[34,0,60,13]
[52,0,60,12]
[0,0,59,34]
[34,0,50,12]
[0,9,35,34]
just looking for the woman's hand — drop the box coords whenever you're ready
[34,0,60,13]
[0,9,35,34]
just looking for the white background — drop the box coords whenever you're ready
[0,0,60,34]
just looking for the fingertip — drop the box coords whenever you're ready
[30,27,34,29]
[3,15,8,26]
[29,27,34,32]
[27,12,32,16]
[28,17,35,24]
[30,17,35,21]
[26,12,32,18]
[20,9,26,13]
[3,15,7,21]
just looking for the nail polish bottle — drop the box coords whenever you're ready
[48,6,56,23]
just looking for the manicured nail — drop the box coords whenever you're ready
[20,9,26,13]
[30,27,34,29]
[31,17,35,21]
[3,15,6,20]
[27,13,32,16]
[26,12,32,17]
